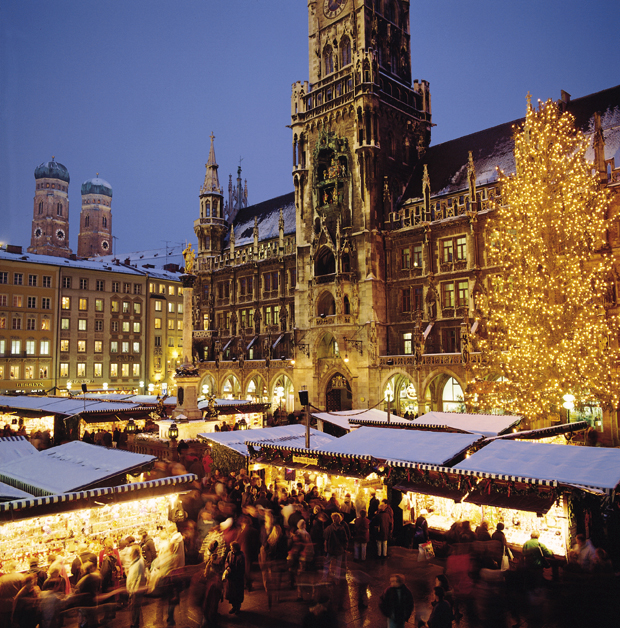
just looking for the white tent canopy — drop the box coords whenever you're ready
[199,424,336,457]
[412,412,521,437]
[315,426,481,466]
[0,436,38,464]
[453,440,620,492]
[313,409,411,432]
[0,441,155,496]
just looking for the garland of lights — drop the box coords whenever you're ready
[474,97,619,422]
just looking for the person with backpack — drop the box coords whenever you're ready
[98,538,122,593]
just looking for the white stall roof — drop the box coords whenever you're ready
[199,424,336,457]
[197,398,252,409]
[316,426,480,466]
[0,481,33,501]
[453,440,620,491]
[0,436,38,464]
[0,395,147,416]
[313,409,412,431]
[0,441,155,496]
[412,412,521,437]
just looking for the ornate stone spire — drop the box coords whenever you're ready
[201,133,222,194]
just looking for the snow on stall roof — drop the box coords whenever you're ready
[0,481,33,501]
[0,395,148,416]
[316,427,480,466]
[0,436,38,464]
[198,425,336,457]
[412,412,521,437]
[197,398,252,409]
[313,409,412,431]
[453,440,620,491]
[0,441,155,496]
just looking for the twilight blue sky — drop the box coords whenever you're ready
[1,0,618,254]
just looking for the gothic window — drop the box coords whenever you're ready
[38,201,43,215]
[315,247,336,277]
[317,291,336,317]
[206,200,211,217]
[324,46,334,76]
[344,295,351,315]
[341,36,351,67]
[102,216,107,228]
[85,215,90,227]
[57,203,62,216]
[363,59,371,83]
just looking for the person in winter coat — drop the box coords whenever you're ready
[424,585,454,628]
[353,510,370,561]
[368,493,380,520]
[126,546,146,628]
[379,573,414,628]
[223,542,245,614]
[522,530,553,587]
[138,530,158,570]
[323,512,350,581]
[372,504,392,558]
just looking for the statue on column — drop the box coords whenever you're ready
[182,242,196,274]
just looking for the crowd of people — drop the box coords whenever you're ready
[1,458,619,628]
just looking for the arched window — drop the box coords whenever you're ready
[317,291,336,317]
[315,247,336,277]
[343,295,351,315]
[85,215,90,227]
[341,36,351,67]
[324,46,334,76]
[38,201,43,215]
[57,203,62,216]
[102,216,107,228]
[206,200,211,217]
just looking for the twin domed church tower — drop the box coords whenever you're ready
[28,158,113,259]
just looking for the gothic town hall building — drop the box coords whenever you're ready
[189,1,620,443]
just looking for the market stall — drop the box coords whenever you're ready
[0,473,197,573]
[408,411,522,437]
[0,441,156,496]
[312,408,412,436]
[200,424,336,476]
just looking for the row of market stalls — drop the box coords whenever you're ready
[0,393,271,443]
[194,411,618,562]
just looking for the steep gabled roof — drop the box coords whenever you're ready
[228,191,295,246]
[402,84,620,203]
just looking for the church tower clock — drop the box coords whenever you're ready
[77,175,113,258]
[291,0,432,410]
[28,158,72,258]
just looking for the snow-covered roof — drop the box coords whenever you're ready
[0,395,149,417]
[0,441,155,496]
[199,424,336,457]
[453,440,620,492]
[0,481,33,501]
[313,409,412,431]
[0,436,38,464]
[402,84,620,203]
[412,412,521,437]
[230,192,295,247]
[95,245,187,278]
[316,426,480,466]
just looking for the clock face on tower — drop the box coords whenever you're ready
[56,229,65,241]
[324,0,347,19]
[101,240,110,251]
[34,228,42,238]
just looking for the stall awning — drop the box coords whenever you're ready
[464,487,557,514]
[486,421,589,442]
[454,440,620,495]
[313,409,412,432]
[0,441,156,496]
[393,481,467,502]
[412,412,521,437]
[316,426,480,466]
[0,436,38,464]
[0,481,33,502]
[247,336,258,351]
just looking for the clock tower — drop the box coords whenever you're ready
[29,158,72,258]
[291,0,431,409]
[78,176,113,258]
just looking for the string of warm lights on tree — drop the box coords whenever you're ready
[474,96,619,423]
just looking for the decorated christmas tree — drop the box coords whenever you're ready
[475,96,619,424]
